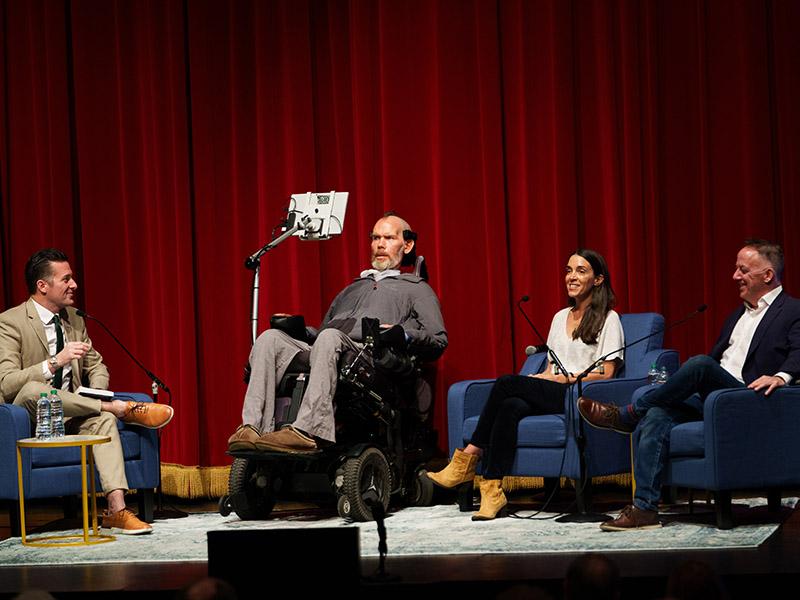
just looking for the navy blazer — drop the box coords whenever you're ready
[709,290,800,385]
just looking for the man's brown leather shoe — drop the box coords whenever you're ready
[121,401,174,429]
[101,508,153,535]
[578,396,635,434]
[228,424,261,452]
[600,505,661,531]
[254,425,318,454]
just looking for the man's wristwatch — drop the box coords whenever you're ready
[48,356,58,371]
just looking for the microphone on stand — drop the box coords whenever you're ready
[516,295,569,378]
[77,309,185,520]
[76,309,170,397]
[573,304,708,394]
[525,345,549,356]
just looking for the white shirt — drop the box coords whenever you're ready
[359,268,401,282]
[545,308,624,377]
[719,286,790,384]
[32,300,72,390]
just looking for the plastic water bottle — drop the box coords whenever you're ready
[658,366,669,385]
[35,392,52,439]
[648,363,659,385]
[50,389,65,437]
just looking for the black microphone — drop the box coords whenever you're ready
[76,309,170,394]
[525,345,549,356]
[517,295,569,377]
[574,303,708,392]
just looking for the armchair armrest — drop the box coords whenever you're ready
[642,349,679,375]
[113,392,160,487]
[519,353,547,376]
[702,386,800,490]
[0,404,33,499]
[446,379,496,455]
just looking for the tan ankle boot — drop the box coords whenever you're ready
[427,449,478,489]
[472,478,507,521]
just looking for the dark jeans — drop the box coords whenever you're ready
[633,355,743,511]
[470,374,566,479]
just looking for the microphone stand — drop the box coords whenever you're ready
[78,310,185,520]
[554,364,613,523]
[245,214,311,344]
[555,304,708,523]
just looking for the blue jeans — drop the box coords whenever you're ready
[632,355,743,512]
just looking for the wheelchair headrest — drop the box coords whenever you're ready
[399,229,428,280]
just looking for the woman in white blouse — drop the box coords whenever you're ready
[428,249,624,520]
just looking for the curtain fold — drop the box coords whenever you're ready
[1,0,798,472]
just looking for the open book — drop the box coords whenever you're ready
[76,386,114,400]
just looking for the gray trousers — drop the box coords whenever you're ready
[13,381,129,492]
[241,328,361,443]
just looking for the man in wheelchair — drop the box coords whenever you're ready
[228,212,447,455]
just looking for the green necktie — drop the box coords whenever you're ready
[52,314,64,389]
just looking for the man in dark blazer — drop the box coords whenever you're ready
[579,239,800,530]
[0,248,174,534]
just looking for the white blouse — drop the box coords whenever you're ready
[544,308,624,377]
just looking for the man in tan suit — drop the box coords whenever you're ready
[0,248,174,534]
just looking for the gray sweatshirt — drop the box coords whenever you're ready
[320,273,447,360]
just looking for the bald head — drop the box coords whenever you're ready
[369,214,414,271]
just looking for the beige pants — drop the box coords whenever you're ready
[242,328,362,443]
[13,381,129,492]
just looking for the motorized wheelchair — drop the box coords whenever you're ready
[218,258,440,523]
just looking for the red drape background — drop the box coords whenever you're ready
[2,0,798,478]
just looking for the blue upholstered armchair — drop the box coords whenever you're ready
[447,313,678,512]
[638,384,800,529]
[0,392,160,537]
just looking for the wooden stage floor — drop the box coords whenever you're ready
[2,487,800,599]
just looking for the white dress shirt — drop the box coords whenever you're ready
[719,286,790,384]
[32,300,72,390]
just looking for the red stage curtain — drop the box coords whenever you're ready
[1,0,798,475]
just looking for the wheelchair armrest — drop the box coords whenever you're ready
[270,314,313,342]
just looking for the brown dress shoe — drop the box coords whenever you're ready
[121,401,174,429]
[228,424,261,452]
[600,505,661,531]
[578,396,635,434]
[254,425,318,454]
[101,508,153,535]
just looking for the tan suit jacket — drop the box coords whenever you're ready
[0,298,109,404]
[0,298,127,491]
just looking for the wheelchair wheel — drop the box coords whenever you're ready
[218,495,233,517]
[338,447,391,522]
[227,457,277,520]
[409,468,435,507]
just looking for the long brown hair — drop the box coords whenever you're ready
[568,249,616,345]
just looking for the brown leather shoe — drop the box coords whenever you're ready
[121,401,174,429]
[101,508,153,535]
[228,424,261,452]
[600,505,661,531]
[578,396,635,434]
[254,425,318,454]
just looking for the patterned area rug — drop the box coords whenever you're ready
[0,498,794,566]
